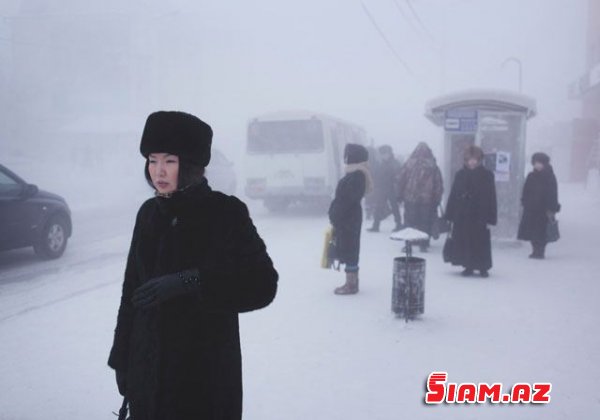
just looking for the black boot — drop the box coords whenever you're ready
[461,268,474,277]
[367,220,380,232]
[537,242,546,259]
[529,242,537,258]
[529,242,545,259]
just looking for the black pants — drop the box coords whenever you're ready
[404,201,435,236]
[373,195,401,227]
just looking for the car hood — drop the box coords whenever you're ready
[37,188,68,204]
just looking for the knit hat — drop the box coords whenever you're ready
[344,144,369,164]
[140,111,213,167]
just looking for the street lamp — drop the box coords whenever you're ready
[502,56,523,93]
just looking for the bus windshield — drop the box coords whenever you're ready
[247,119,324,153]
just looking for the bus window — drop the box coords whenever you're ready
[247,120,324,154]
[331,129,342,180]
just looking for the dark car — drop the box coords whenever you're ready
[0,164,72,259]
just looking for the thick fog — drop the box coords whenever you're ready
[1,0,598,419]
[0,1,586,175]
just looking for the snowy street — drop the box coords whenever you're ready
[0,0,597,418]
[0,184,598,419]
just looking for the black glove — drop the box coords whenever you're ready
[131,268,201,308]
[116,369,127,396]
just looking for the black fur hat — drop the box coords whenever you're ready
[531,152,550,166]
[344,143,369,164]
[140,111,213,167]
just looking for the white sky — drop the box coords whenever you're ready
[0,0,589,159]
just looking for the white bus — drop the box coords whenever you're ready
[244,111,368,212]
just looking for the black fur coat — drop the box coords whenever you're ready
[518,166,560,242]
[108,179,278,419]
[444,165,497,270]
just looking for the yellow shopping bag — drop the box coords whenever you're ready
[321,226,335,269]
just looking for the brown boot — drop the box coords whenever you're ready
[529,241,546,259]
[334,271,359,295]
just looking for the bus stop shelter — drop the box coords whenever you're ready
[425,89,537,238]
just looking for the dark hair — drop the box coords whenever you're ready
[378,144,393,155]
[464,145,484,162]
[144,157,205,191]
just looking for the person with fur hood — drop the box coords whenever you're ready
[396,142,444,251]
[328,144,373,295]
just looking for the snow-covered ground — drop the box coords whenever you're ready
[0,184,598,419]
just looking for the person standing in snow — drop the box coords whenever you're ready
[367,144,402,232]
[517,152,560,259]
[396,142,444,252]
[444,145,497,277]
[108,111,278,419]
[328,144,373,294]
[363,145,379,221]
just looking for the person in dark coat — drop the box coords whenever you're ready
[367,145,402,232]
[108,111,278,420]
[363,145,379,220]
[444,145,497,277]
[396,142,444,251]
[328,143,373,295]
[517,152,560,259]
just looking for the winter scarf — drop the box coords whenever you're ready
[345,162,374,194]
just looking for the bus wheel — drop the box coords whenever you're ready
[264,198,290,213]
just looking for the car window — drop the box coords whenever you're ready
[0,170,22,197]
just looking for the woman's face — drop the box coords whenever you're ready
[533,162,544,171]
[466,158,480,169]
[148,153,179,194]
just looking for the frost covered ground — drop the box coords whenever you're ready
[0,183,598,419]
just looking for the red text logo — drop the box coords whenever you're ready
[425,372,551,404]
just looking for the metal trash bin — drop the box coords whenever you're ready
[392,256,426,319]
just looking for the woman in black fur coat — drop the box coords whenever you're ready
[444,145,497,277]
[517,152,560,259]
[108,111,278,420]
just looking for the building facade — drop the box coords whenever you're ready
[569,0,600,182]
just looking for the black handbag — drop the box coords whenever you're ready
[546,218,560,243]
[431,205,451,240]
[442,227,454,263]
[327,235,338,268]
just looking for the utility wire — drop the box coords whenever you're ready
[390,0,422,38]
[360,1,414,75]
[404,0,436,45]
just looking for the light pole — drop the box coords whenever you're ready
[502,56,523,93]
